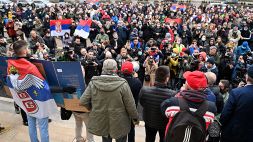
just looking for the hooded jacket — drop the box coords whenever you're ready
[234,41,251,59]
[200,64,219,77]
[80,75,138,139]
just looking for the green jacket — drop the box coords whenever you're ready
[95,34,109,43]
[80,75,138,139]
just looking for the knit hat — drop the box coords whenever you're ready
[242,41,248,47]
[183,71,208,90]
[132,61,140,72]
[121,61,134,74]
[210,46,217,50]
[102,59,118,74]
[207,57,215,65]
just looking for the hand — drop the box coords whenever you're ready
[93,62,98,66]
[238,81,246,88]
[229,64,233,69]
[133,119,139,125]
[111,49,116,54]
[180,84,186,91]
[63,86,76,94]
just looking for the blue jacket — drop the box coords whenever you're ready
[130,42,141,49]
[205,88,216,103]
[220,85,253,142]
[112,16,119,24]
[234,45,251,60]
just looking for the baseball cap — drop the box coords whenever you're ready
[121,61,134,74]
[247,66,253,79]
[183,71,207,90]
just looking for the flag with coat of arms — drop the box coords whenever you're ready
[50,19,72,36]
[6,58,57,119]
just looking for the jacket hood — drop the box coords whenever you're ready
[205,63,217,70]
[91,76,127,92]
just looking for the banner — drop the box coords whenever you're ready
[30,59,86,107]
[74,19,92,39]
[50,19,72,36]
[165,18,183,24]
[0,57,86,112]
[6,58,57,119]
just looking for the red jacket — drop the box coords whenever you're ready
[102,14,111,20]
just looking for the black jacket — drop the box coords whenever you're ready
[140,83,176,129]
[141,24,154,42]
[43,36,56,50]
[209,85,224,114]
[122,75,142,107]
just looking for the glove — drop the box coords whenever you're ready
[63,86,76,94]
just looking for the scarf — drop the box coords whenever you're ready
[180,90,207,102]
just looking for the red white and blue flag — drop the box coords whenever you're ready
[50,19,72,36]
[74,19,92,39]
[165,18,183,24]
[170,4,187,12]
[6,58,57,119]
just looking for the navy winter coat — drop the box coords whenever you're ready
[220,85,253,142]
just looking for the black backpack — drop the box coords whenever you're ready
[165,98,208,142]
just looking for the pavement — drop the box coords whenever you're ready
[0,96,158,142]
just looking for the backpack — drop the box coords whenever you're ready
[165,98,208,142]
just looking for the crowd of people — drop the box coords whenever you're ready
[0,1,253,142]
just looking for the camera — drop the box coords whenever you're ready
[151,47,156,51]
[86,59,95,66]
[232,31,238,39]
[178,56,185,61]
[148,56,154,65]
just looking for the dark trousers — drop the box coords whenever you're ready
[21,109,27,123]
[102,135,127,142]
[128,122,135,142]
[145,125,165,142]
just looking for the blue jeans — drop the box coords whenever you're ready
[27,115,49,142]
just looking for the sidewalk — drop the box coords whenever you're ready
[0,98,153,142]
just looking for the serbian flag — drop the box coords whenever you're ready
[74,19,92,39]
[6,58,57,119]
[170,4,187,12]
[50,19,72,36]
[165,18,183,24]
